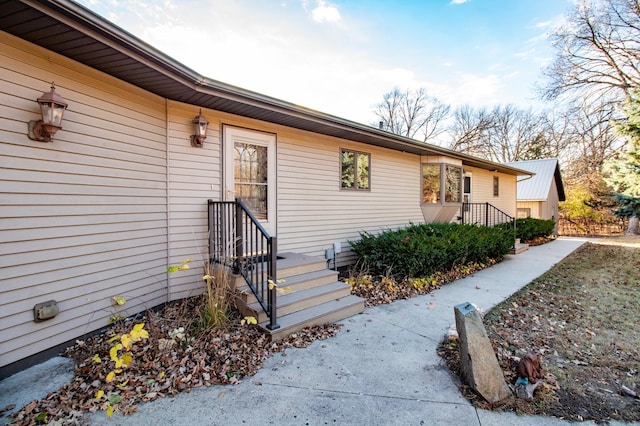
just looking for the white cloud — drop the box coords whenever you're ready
[74,0,554,124]
[533,19,553,29]
[369,67,418,88]
[441,73,504,108]
[310,0,341,23]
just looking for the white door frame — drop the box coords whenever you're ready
[223,125,277,236]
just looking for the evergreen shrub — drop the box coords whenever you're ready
[350,223,514,278]
[514,218,555,241]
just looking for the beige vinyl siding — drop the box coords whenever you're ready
[0,32,168,368]
[543,180,560,220]
[463,166,517,217]
[277,129,425,266]
[166,102,222,300]
[517,201,540,218]
[518,184,560,224]
[178,111,426,267]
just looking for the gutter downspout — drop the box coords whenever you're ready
[516,174,534,183]
[513,173,534,245]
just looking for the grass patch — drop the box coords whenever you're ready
[440,237,640,423]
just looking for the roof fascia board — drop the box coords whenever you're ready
[24,0,201,84]
[26,0,533,177]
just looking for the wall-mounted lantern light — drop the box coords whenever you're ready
[28,82,68,142]
[191,109,209,147]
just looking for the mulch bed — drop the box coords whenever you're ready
[5,298,341,425]
[8,237,591,425]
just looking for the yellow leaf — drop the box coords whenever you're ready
[94,390,104,401]
[106,404,114,418]
[120,333,133,350]
[117,379,129,388]
[130,323,149,340]
[202,275,212,280]
[110,345,121,362]
[92,354,102,364]
[121,352,133,366]
[112,296,127,306]
[242,316,257,325]
[180,264,189,271]
[106,371,116,383]
[114,357,124,369]
[158,371,165,379]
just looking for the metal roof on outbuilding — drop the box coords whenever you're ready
[504,158,566,202]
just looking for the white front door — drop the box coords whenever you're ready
[223,126,277,236]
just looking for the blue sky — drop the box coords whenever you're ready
[76,0,574,126]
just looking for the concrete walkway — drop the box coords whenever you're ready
[3,237,637,425]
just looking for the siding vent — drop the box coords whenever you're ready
[33,300,59,322]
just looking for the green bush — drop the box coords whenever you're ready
[350,223,514,278]
[514,218,555,241]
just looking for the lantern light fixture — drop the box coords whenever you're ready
[28,82,68,142]
[191,109,209,147]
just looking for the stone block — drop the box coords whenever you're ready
[454,302,511,403]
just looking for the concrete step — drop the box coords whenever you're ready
[510,242,529,254]
[260,295,365,341]
[240,281,352,323]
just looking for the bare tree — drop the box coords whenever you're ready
[561,100,624,180]
[538,108,578,160]
[374,88,404,135]
[542,0,640,104]
[373,87,450,142]
[421,97,451,142]
[447,105,552,163]
[486,105,546,162]
[447,105,495,157]
[539,0,639,233]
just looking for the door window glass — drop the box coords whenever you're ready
[234,143,268,219]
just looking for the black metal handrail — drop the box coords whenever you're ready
[208,198,279,330]
[460,202,515,229]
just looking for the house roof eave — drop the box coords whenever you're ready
[2,0,533,177]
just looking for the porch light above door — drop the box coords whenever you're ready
[191,109,209,147]
[28,82,68,142]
